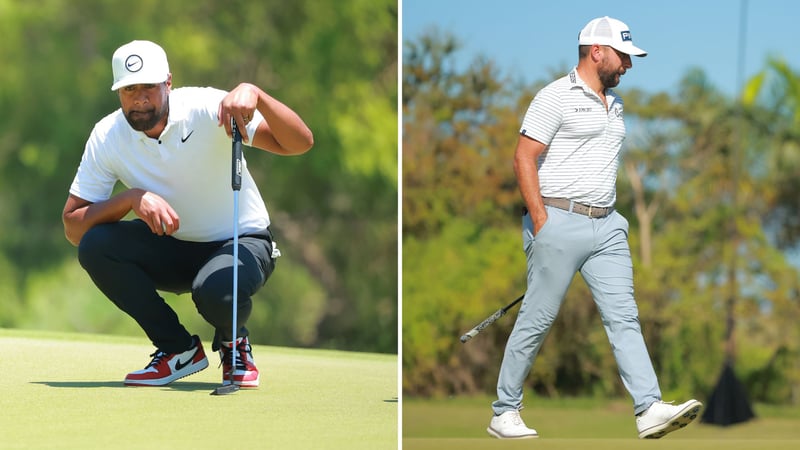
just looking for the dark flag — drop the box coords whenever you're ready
[702,361,755,426]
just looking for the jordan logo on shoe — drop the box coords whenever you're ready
[174,348,198,371]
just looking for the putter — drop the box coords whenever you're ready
[460,294,524,343]
[211,119,244,396]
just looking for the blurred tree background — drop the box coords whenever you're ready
[402,31,800,405]
[0,0,398,354]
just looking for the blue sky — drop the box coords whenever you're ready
[402,0,800,97]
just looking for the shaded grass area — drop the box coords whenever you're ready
[0,329,397,449]
[403,395,800,450]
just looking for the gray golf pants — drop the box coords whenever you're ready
[493,206,661,416]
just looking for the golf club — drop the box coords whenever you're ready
[460,294,524,343]
[211,118,244,396]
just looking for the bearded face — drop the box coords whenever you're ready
[598,46,631,89]
[124,101,169,132]
[118,82,170,133]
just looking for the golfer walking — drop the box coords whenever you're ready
[488,17,702,439]
[62,40,313,387]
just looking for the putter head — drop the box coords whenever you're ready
[210,384,240,396]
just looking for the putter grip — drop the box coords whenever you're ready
[232,120,243,191]
[460,308,506,343]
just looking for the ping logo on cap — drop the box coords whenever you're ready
[620,31,632,42]
[125,55,143,73]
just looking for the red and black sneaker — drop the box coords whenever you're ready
[219,336,259,388]
[124,335,209,386]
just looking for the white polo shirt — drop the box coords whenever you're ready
[519,68,626,208]
[69,86,270,242]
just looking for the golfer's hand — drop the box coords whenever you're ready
[533,211,548,235]
[219,83,259,144]
[130,189,180,236]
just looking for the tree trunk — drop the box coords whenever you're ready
[624,160,659,268]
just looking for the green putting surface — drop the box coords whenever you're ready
[0,329,398,449]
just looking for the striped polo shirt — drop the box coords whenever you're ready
[519,68,626,208]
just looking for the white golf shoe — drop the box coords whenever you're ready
[636,399,703,439]
[487,410,538,439]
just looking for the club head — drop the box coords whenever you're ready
[210,384,240,396]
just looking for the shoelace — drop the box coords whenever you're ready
[218,342,252,370]
[638,400,676,418]
[145,350,169,369]
[509,411,523,426]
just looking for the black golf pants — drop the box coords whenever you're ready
[77,219,275,353]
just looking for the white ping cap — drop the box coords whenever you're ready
[578,16,647,57]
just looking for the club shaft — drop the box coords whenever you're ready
[460,294,524,343]
[230,119,243,385]
[210,119,244,395]
[231,192,239,383]
[501,294,524,313]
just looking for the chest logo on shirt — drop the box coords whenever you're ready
[125,55,143,73]
[613,105,623,118]
[574,107,593,113]
[181,130,194,143]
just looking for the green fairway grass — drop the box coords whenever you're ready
[0,329,397,449]
[403,395,800,450]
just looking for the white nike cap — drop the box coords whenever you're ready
[111,40,170,91]
[578,16,647,57]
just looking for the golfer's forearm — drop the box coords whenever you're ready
[254,89,313,155]
[63,190,140,246]
[514,153,547,228]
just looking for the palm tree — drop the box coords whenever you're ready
[743,57,800,248]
